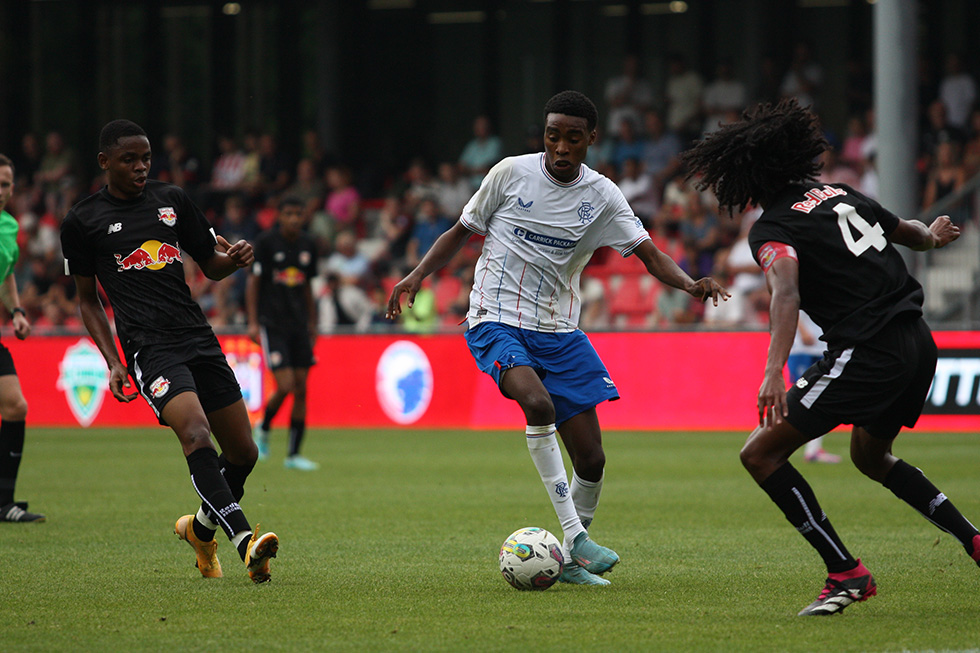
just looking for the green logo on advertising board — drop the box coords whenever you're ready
[57,339,110,427]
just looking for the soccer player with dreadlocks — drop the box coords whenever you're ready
[682,99,979,616]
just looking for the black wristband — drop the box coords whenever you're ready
[11,307,25,318]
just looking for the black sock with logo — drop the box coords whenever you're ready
[760,463,856,574]
[884,459,979,546]
[186,448,250,540]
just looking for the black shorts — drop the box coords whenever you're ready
[785,316,937,440]
[0,342,16,377]
[130,333,242,426]
[260,326,315,370]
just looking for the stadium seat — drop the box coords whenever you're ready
[607,274,659,328]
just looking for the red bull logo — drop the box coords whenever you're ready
[158,206,177,226]
[272,267,306,287]
[115,240,183,271]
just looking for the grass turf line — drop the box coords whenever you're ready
[2,428,979,652]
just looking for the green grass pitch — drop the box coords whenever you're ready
[2,427,979,652]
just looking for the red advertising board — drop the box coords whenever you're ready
[18,331,980,431]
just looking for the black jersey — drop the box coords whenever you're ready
[749,182,923,349]
[251,225,317,328]
[61,181,219,359]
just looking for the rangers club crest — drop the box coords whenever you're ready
[158,206,177,226]
[577,200,595,224]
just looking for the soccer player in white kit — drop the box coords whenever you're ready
[387,91,729,585]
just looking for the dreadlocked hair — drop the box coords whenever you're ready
[680,98,827,214]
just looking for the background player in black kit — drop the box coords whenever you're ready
[60,120,279,583]
[682,99,978,616]
[247,197,319,471]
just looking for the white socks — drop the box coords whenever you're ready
[526,424,586,551]
[804,437,824,457]
[571,469,603,530]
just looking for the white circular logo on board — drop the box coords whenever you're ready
[375,341,433,424]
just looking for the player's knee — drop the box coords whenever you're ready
[739,439,765,475]
[1,396,28,421]
[519,391,555,425]
[575,449,605,479]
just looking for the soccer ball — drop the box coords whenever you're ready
[498,527,564,590]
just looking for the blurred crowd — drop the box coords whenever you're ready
[5,44,980,334]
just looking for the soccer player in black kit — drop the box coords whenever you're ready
[60,120,279,583]
[247,196,319,470]
[682,99,978,615]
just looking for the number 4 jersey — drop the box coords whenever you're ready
[749,182,924,349]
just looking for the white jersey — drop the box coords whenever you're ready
[792,310,825,357]
[460,153,650,332]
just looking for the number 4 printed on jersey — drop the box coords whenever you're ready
[834,203,887,256]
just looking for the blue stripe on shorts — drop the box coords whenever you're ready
[464,322,619,427]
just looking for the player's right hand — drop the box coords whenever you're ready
[385,274,421,320]
[757,370,788,428]
[109,363,138,403]
[929,215,960,249]
[247,323,261,344]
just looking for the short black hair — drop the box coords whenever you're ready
[99,119,147,153]
[280,196,304,210]
[680,98,827,213]
[543,90,598,133]
[0,153,13,174]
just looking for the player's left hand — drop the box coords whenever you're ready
[216,235,254,268]
[386,273,422,319]
[688,277,731,306]
[11,313,30,340]
[929,215,960,249]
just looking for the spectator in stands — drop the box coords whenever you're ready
[704,210,768,327]
[316,271,377,333]
[153,133,201,190]
[433,162,472,219]
[405,197,452,270]
[35,131,78,199]
[14,133,42,206]
[921,139,968,225]
[301,129,335,177]
[616,157,656,223]
[939,52,977,132]
[283,158,326,217]
[603,54,654,136]
[665,52,704,143]
[209,135,248,192]
[374,194,413,277]
[816,148,860,188]
[921,99,964,169]
[656,284,696,326]
[257,133,293,200]
[678,191,721,278]
[323,164,362,236]
[640,109,683,203]
[401,157,439,208]
[322,229,370,286]
[839,114,869,171]
[781,39,822,110]
[459,115,503,191]
[609,118,646,175]
[701,58,747,135]
[961,108,980,179]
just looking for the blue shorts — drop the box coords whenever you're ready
[464,322,619,427]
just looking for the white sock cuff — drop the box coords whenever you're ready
[572,470,603,488]
[526,424,556,437]
[196,506,219,531]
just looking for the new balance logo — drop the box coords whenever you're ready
[108,222,122,234]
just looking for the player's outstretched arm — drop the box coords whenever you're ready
[73,275,137,403]
[387,221,473,319]
[758,257,800,427]
[633,239,730,306]
[888,215,960,251]
[200,235,255,280]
